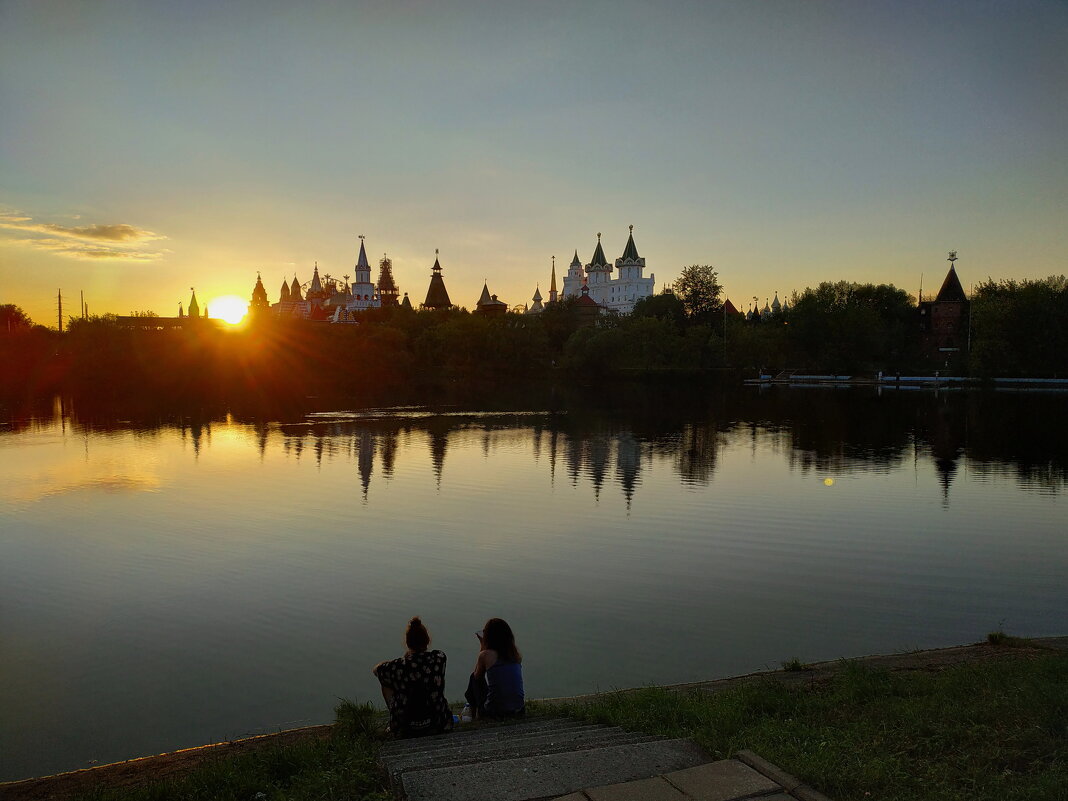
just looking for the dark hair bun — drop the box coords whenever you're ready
[405,616,430,651]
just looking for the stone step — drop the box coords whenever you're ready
[379,717,590,756]
[386,730,665,784]
[382,723,614,764]
[399,737,710,801]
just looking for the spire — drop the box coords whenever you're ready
[356,235,370,269]
[279,278,290,303]
[590,232,608,268]
[188,287,200,318]
[935,251,968,303]
[621,224,640,261]
[423,250,451,308]
[532,286,543,302]
[570,250,582,268]
[550,257,557,291]
[251,272,269,309]
[308,262,323,295]
[478,281,493,305]
[290,274,302,301]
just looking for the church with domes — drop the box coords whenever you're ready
[560,226,655,313]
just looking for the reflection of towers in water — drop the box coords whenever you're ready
[189,419,209,458]
[357,429,375,499]
[676,423,719,486]
[256,422,269,460]
[586,434,610,501]
[426,421,449,487]
[379,430,398,480]
[565,434,584,486]
[929,399,966,507]
[615,431,642,509]
[547,428,559,487]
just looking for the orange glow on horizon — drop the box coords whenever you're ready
[207,295,248,325]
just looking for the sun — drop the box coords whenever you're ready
[208,295,248,325]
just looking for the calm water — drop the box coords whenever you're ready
[1,385,1065,781]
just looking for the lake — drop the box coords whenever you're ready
[1,383,1065,781]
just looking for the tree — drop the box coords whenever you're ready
[672,265,722,321]
[0,304,33,333]
[631,291,686,329]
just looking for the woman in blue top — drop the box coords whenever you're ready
[463,617,524,720]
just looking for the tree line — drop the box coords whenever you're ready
[2,269,1065,402]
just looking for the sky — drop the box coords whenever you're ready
[2,0,1067,326]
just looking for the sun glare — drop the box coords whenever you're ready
[208,295,248,325]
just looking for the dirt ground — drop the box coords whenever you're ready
[4,637,1064,801]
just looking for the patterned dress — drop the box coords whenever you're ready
[373,649,451,736]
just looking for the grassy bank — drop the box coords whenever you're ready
[73,702,390,801]
[556,649,1068,801]
[14,643,1066,800]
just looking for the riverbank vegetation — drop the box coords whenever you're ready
[2,272,1066,404]
[15,645,1065,800]
[558,648,1068,801]
[69,702,389,801]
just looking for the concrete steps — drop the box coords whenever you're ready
[378,716,710,801]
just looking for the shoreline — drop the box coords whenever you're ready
[4,635,1065,800]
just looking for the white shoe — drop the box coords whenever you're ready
[460,704,473,723]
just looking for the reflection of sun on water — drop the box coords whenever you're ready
[208,295,248,325]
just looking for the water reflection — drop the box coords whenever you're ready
[2,387,1067,506]
[1,384,1066,781]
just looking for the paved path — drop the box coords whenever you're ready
[378,718,831,801]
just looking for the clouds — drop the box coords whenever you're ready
[0,211,166,262]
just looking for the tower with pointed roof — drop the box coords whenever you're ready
[560,226,654,313]
[562,249,586,300]
[548,256,558,304]
[919,250,970,363]
[527,286,544,314]
[377,253,400,307]
[187,288,204,319]
[250,272,270,316]
[422,250,452,310]
[475,281,508,316]
[585,232,613,291]
[345,235,382,313]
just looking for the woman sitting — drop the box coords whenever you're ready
[372,616,452,737]
[464,617,525,720]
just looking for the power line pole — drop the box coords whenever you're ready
[57,289,63,333]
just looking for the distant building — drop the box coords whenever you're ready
[474,282,508,316]
[377,254,400,307]
[920,252,970,360]
[422,251,452,310]
[344,236,381,314]
[561,226,655,313]
[249,273,270,317]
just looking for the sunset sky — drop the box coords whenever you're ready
[2,0,1066,326]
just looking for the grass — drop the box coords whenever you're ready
[555,652,1068,801]
[780,657,809,672]
[74,701,391,801]
[987,630,1027,648]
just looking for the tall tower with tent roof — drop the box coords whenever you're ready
[422,250,452,310]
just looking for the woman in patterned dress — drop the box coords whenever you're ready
[372,616,452,737]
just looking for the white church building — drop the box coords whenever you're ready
[561,226,655,313]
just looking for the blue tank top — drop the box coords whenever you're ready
[486,660,524,713]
